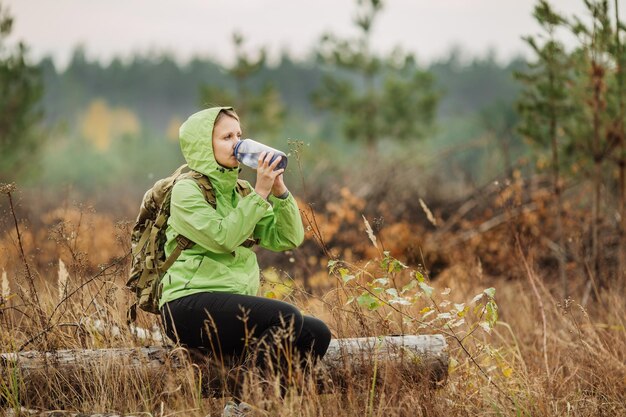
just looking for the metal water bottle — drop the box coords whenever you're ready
[233,139,288,170]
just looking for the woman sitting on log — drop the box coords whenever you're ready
[159,107,331,413]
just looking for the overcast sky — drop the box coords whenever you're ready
[5,0,622,68]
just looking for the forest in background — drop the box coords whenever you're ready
[19,46,527,205]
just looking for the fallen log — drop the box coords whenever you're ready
[1,334,448,409]
[2,334,447,377]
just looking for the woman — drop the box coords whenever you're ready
[159,107,331,409]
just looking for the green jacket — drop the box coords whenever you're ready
[159,107,304,308]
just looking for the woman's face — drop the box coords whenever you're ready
[212,115,241,168]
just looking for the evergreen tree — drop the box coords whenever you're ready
[313,0,438,148]
[0,2,43,181]
[564,0,622,287]
[516,0,572,297]
[518,0,626,292]
[199,32,286,140]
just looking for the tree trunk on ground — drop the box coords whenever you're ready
[0,334,449,407]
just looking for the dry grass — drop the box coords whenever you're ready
[0,182,625,416]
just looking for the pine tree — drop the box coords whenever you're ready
[199,32,285,140]
[313,0,438,148]
[520,0,626,293]
[0,2,43,181]
[516,0,572,298]
[564,0,622,289]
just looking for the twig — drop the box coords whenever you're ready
[17,252,130,352]
[2,184,49,334]
[300,206,333,259]
[440,202,538,248]
[6,190,33,292]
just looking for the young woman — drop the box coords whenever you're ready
[159,107,331,409]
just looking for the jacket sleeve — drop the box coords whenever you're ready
[168,179,270,253]
[253,192,305,252]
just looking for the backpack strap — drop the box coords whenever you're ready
[151,172,216,276]
[127,233,193,325]
[132,225,152,258]
[189,171,217,208]
[160,235,194,271]
[172,163,189,177]
[235,179,259,248]
[236,179,252,197]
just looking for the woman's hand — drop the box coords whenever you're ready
[254,152,284,200]
[271,172,288,198]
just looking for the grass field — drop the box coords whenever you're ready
[1,177,624,416]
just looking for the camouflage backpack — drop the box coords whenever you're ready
[126,164,252,323]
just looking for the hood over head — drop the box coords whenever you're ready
[179,107,239,193]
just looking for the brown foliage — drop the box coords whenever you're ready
[0,170,624,415]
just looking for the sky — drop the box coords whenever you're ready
[4,0,622,69]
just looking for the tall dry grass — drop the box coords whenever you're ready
[0,176,625,416]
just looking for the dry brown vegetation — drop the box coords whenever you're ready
[0,170,625,416]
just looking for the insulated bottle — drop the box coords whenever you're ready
[233,139,288,170]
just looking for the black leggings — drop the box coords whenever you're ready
[160,292,331,371]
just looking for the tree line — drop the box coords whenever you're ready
[1,0,625,291]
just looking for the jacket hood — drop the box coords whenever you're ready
[179,107,239,193]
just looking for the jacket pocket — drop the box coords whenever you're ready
[193,255,246,293]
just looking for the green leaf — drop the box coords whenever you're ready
[342,274,355,283]
[471,292,485,304]
[418,281,434,298]
[357,293,380,310]
[380,252,406,273]
[484,287,496,298]
[339,268,355,283]
[479,321,492,334]
[486,300,499,325]
[401,280,417,294]
[373,277,389,286]
[389,297,412,306]
[453,303,465,312]
[415,271,425,283]
[391,258,408,271]
[385,288,398,297]
[372,286,385,295]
